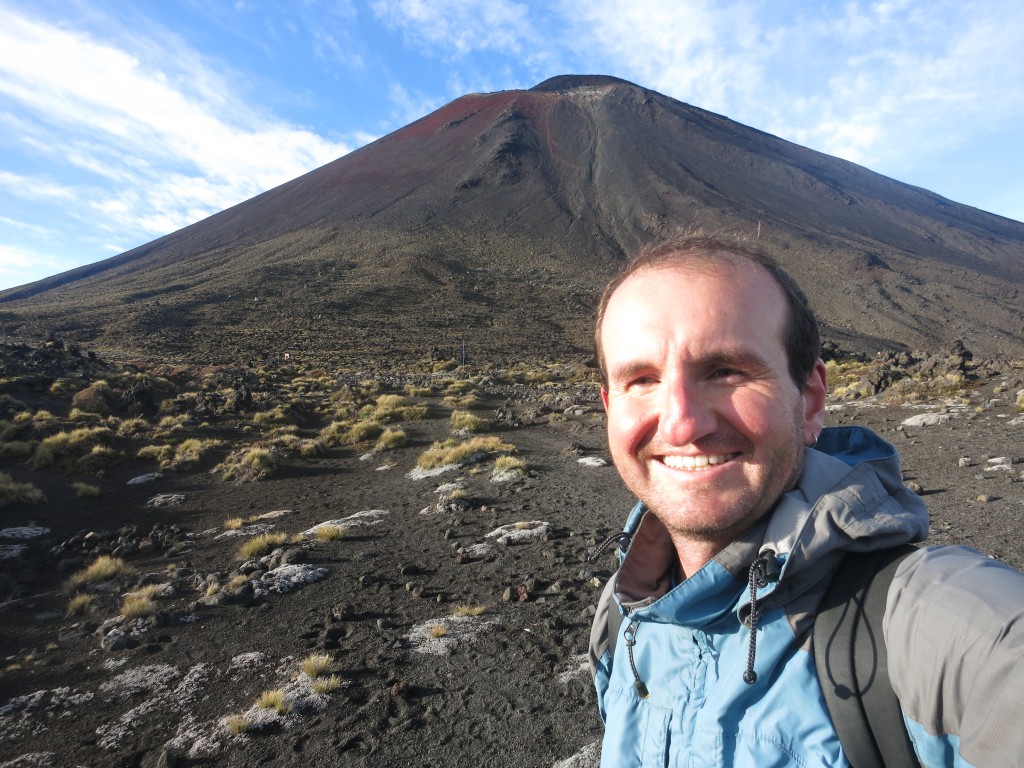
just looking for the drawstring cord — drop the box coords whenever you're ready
[589,531,633,562]
[743,549,780,685]
[624,619,649,698]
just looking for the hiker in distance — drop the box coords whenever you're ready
[588,232,1024,767]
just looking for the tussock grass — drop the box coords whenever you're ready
[257,689,291,714]
[136,444,174,464]
[367,394,428,423]
[313,675,342,694]
[884,372,971,404]
[218,446,276,482]
[452,604,487,617]
[66,556,133,590]
[225,715,249,734]
[68,408,102,423]
[405,384,433,397]
[346,420,383,445]
[121,593,156,618]
[31,409,57,424]
[29,426,113,469]
[416,436,516,470]
[170,437,221,469]
[66,593,94,615]
[0,472,45,506]
[427,624,448,638]
[300,652,334,678]
[116,417,151,437]
[494,455,525,472]
[374,428,407,451]
[450,410,490,432]
[314,525,347,542]
[224,517,244,530]
[72,482,101,498]
[237,532,288,559]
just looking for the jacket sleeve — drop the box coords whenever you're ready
[884,545,1024,766]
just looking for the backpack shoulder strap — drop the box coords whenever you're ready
[814,545,919,768]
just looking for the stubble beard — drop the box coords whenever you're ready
[634,415,807,547]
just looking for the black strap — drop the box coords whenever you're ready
[814,545,919,768]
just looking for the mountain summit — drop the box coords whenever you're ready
[3,76,1023,365]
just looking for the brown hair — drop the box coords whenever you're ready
[594,231,820,388]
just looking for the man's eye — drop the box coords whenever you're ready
[710,368,743,380]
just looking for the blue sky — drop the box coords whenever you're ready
[1,0,1022,292]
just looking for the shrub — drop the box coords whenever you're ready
[450,410,490,432]
[66,556,133,590]
[71,381,113,415]
[237,532,288,559]
[416,436,516,470]
[0,472,45,506]
[374,428,407,451]
[72,482,101,498]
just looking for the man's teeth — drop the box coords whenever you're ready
[662,454,732,470]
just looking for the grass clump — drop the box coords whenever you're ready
[0,440,33,460]
[116,417,151,437]
[66,556,133,590]
[427,623,448,638]
[137,444,174,464]
[494,455,525,472]
[170,437,221,469]
[66,593,94,615]
[300,652,334,678]
[218,446,277,482]
[0,472,45,506]
[121,593,156,618]
[452,604,487,617]
[405,384,433,397]
[72,482,101,498]
[314,525,347,542]
[257,689,292,714]
[29,426,113,470]
[312,675,342,694]
[225,715,249,735]
[224,517,244,530]
[417,436,516,470]
[346,420,383,445]
[450,410,491,433]
[374,428,407,451]
[237,532,289,559]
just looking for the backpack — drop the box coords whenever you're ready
[597,544,919,768]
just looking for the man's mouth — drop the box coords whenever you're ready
[660,453,738,471]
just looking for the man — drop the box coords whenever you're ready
[589,232,1024,766]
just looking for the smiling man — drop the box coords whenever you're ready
[589,233,1024,767]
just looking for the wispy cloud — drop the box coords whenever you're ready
[370,0,534,57]
[0,170,77,201]
[0,6,354,246]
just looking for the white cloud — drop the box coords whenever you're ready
[370,0,533,56]
[0,7,354,246]
[0,170,77,201]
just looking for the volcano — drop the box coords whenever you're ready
[2,74,1023,366]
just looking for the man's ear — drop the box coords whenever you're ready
[600,387,610,412]
[801,359,827,442]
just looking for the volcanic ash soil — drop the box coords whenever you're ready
[1,353,1024,767]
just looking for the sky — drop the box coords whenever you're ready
[1,0,1023,292]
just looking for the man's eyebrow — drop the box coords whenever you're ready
[607,348,772,383]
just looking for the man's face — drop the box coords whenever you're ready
[600,260,826,550]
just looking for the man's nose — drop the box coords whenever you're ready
[658,378,716,445]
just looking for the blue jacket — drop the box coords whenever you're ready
[590,426,1024,766]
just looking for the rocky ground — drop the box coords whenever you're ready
[0,341,1022,767]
